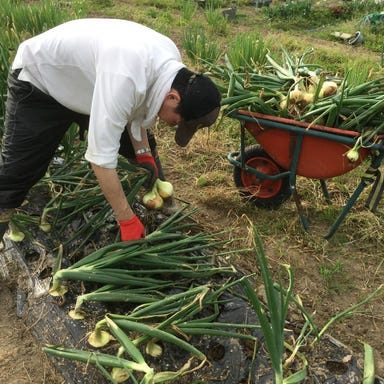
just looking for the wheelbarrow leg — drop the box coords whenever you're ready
[287,133,311,230]
[319,179,332,204]
[365,169,384,212]
[292,189,310,231]
[324,164,380,239]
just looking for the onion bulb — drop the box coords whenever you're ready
[145,339,163,357]
[142,185,164,210]
[8,222,25,242]
[346,140,361,163]
[302,92,314,105]
[288,89,304,103]
[39,210,52,232]
[346,147,359,162]
[88,329,112,348]
[48,284,68,297]
[156,179,174,199]
[319,81,338,98]
[142,179,174,209]
[111,368,130,383]
[68,308,86,320]
[39,222,51,233]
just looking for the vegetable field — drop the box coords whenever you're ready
[1,1,384,383]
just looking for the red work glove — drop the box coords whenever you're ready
[136,153,158,190]
[119,215,145,241]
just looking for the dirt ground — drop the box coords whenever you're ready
[0,279,64,384]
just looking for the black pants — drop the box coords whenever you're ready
[0,70,159,209]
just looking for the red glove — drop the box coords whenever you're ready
[119,215,145,241]
[136,153,158,190]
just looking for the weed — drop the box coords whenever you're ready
[319,260,343,285]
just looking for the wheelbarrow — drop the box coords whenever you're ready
[228,110,384,238]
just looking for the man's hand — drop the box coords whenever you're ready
[119,215,145,241]
[136,153,158,189]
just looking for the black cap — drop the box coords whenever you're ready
[172,68,221,147]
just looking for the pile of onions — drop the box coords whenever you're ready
[280,79,338,115]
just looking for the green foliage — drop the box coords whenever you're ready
[0,30,20,131]
[263,0,312,21]
[264,0,384,31]
[0,0,77,35]
[204,3,229,35]
[226,32,268,70]
[88,0,114,9]
[205,0,226,8]
[347,0,383,15]
[319,260,344,289]
[241,228,303,384]
[180,0,198,21]
[145,7,160,19]
[140,0,179,9]
[182,26,222,66]
[147,11,174,35]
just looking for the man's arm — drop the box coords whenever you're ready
[127,125,151,154]
[91,163,145,241]
[91,163,134,221]
[127,126,159,189]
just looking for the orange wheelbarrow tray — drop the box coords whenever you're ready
[228,109,384,238]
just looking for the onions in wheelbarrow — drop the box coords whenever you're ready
[280,88,314,110]
[346,139,362,163]
[319,81,338,98]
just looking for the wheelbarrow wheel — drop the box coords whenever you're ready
[233,144,291,209]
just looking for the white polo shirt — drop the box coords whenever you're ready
[12,18,184,168]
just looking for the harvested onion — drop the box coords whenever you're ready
[319,81,338,98]
[142,179,174,210]
[8,222,25,242]
[346,147,359,163]
[156,179,173,199]
[142,185,164,210]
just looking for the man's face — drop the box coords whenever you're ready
[158,90,182,126]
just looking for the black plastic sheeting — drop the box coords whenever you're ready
[1,235,384,384]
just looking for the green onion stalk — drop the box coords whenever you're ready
[89,277,259,347]
[49,205,239,298]
[363,343,375,384]
[49,233,236,298]
[240,225,307,384]
[43,346,153,383]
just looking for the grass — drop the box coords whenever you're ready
[319,260,345,290]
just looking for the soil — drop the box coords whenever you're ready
[0,265,64,384]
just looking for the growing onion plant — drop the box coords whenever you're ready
[241,224,383,384]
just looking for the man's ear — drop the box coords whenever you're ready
[167,89,181,102]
